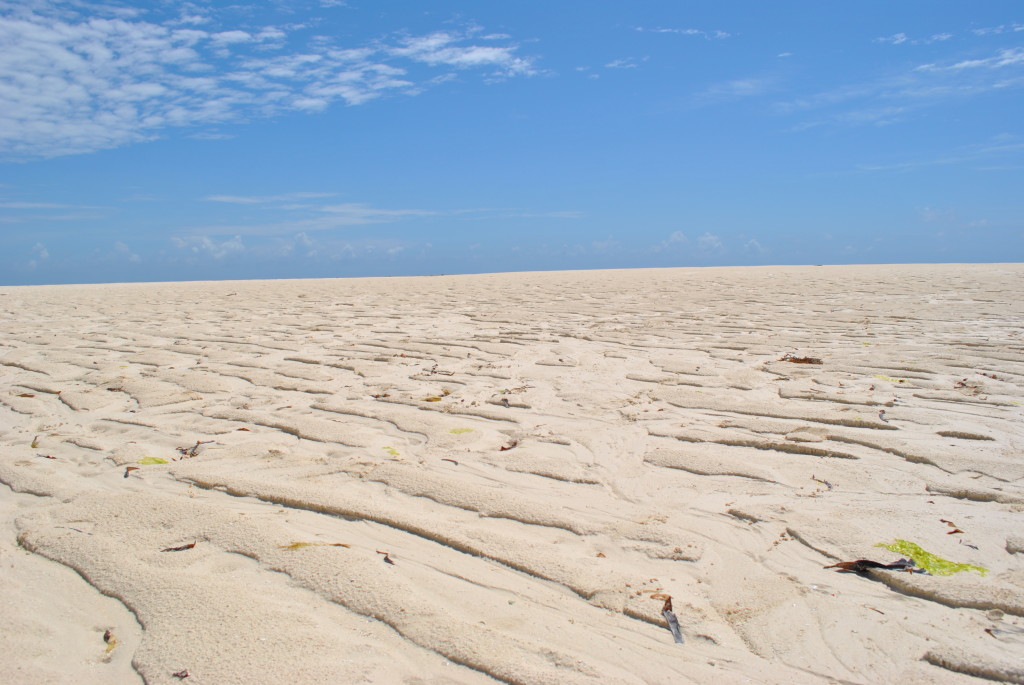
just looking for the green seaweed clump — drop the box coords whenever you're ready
[876,539,988,576]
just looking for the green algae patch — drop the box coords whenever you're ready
[876,539,988,576]
[449,428,473,434]
[138,456,168,465]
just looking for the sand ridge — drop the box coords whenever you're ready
[1,264,1023,684]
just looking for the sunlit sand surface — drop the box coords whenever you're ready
[2,264,1022,684]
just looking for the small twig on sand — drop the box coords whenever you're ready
[811,475,833,490]
[176,440,214,458]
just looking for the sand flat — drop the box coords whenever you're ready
[1,264,1023,684]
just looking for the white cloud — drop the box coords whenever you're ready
[26,242,49,269]
[0,5,537,160]
[778,46,1024,129]
[972,24,1024,36]
[114,240,141,262]
[181,199,580,237]
[928,47,1024,71]
[919,206,957,223]
[606,58,642,69]
[529,210,582,218]
[320,202,437,221]
[188,131,234,140]
[694,78,772,105]
[744,238,766,254]
[210,30,252,45]
[1,201,71,209]
[635,27,730,40]
[857,139,1024,172]
[179,200,438,236]
[173,234,245,258]
[387,30,536,77]
[875,33,908,45]
[697,232,723,252]
[279,231,318,258]
[875,32,954,46]
[172,14,211,27]
[205,192,337,204]
[653,231,687,252]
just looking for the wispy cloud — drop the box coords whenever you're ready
[27,242,49,268]
[182,197,580,237]
[875,32,954,46]
[919,206,958,223]
[634,27,731,40]
[0,201,76,209]
[319,202,438,222]
[744,238,766,254]
[875,32,909,45]
[917,47,1024,72]
[388,31,536,78]
[172,234,245,259]
[856,139,1024,172]
[778,46,1024,129]
[972,23,1024,36]
[652,231,687,252]
[697,232,724,252]
[113,240,141,262]
[692,77,773,106]
[514,210,583,219]
[0,4,538,160]
[204,192,337,204]
[0,196,106,221]
[182,203,437,236]
[605,57,644,69]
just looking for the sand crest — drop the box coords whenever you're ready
[2,264,1023,684]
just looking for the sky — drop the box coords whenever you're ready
[1,1,1022,285]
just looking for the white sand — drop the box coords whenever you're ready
[1,264,1023,684]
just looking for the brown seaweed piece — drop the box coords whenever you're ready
[280,542,351,551]
[161,542,197,552]
[779,354,823,364]
[824,558,922,574]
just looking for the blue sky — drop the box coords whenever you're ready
[2,1,1022,285]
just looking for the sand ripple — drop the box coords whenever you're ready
[2,265,1023,683]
